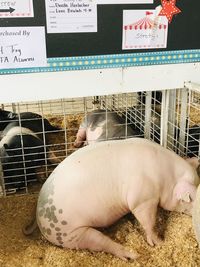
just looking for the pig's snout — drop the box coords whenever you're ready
[181,202,194,216]
[74,128,86,148]
[173,200,194,216]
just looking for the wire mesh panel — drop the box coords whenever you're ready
[0,97,93,196]
[165,87,200,158]
[0,88,199,197]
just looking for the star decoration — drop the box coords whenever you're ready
[159,0,181,23]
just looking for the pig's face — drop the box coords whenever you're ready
[174,195,194,216]
[174,157,200,216]
[173,181,197,216]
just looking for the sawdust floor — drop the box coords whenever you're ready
[1,194,200,267]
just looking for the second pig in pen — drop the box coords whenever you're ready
[74,109,142,147]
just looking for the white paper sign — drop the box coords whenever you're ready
[45,0,97,33]
[122,10,168,50]
[0,27,47,69]
[97,0,153,4]
[0,0,34,18]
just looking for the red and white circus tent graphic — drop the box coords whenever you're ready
[123,11,168,50]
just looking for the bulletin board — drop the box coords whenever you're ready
[0,0,200,75]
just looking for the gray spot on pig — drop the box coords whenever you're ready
[61,220,67,225]
[50,223,55,228]
[55,227,61,232]
[51,205,56,211]
[38,208,45,217]
[37,175,55,210]
[48,213,53,222]
[58,209,63,214]
[46,228,52,235]
[53,217,58,224]
[63,233,67,237]
[56,232,62,236]
[46,207,50,215]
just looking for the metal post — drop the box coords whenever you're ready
[144,91,152,140]
[160,90,169,147]
[178,87,188,156]
[167,89,177,150]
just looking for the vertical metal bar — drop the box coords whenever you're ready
[160,90,169,147]
[111,94,115,111]
[167,89,176,150]
[178,87,188,156]
[83,97,88,144]
[144,91,152,140]
[12,103,16,113]
[17,103,28,193]
[61,98,68,157]
[125,93,128,138]
[40,101,48,179]
[105,95,108,140]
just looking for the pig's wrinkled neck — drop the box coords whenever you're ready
[158,182,176,211]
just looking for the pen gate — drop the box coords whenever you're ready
[0,86,199,196]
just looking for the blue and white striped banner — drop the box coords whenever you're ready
[1,49,200,75]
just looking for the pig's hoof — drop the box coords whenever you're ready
[115,248,139,261]
[147,235,162,246]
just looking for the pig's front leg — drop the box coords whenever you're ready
[132,199,162,246]
[74,127,86,148]
[68,226,139,261]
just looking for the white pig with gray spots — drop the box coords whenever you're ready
[36,138,200,261]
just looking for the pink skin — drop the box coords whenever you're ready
[74,128,86,148]
[37,139,200,261]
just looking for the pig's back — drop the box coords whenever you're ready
[43,137,182,192]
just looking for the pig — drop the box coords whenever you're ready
[74,109,141,148]
[34,138,200,260]
[0,109,59,136]
[0,126,60,191]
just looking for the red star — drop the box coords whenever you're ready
[159,0,181,23]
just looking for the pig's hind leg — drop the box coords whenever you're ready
[67,226,138,261]
[132,200,162,246]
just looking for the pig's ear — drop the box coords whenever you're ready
[179,191,191,203]
[185,157,200,169]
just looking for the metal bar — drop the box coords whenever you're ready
[160,90,169,147]
[178,87,189,156]
[144,91,152,139]
[167,89,177,150]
